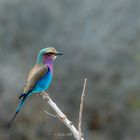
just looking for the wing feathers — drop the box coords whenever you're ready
[23,64,48,93]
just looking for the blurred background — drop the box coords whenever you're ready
[0,0,140,140]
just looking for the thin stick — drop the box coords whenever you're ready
[41,92,84,140]
[44,111,57,118]
[78,78,87,140]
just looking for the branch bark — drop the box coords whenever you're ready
[78,78,87,139]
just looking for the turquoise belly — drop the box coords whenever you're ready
[33,70,52,93]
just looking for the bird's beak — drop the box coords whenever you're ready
[55,52,63,55]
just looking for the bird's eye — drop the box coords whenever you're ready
[47,53,51,55]
[48,52,53,55]
[44,52,54,56]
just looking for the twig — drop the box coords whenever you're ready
[44,111,57,118]
[40,92,84,140]
[78,78,87,140]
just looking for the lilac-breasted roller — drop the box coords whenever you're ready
[8,47,62,128]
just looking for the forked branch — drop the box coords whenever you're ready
[41,78,87,140]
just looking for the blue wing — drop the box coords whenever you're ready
[8,66,52,128]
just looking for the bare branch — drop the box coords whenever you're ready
[40,92,84,140]
[78,78,87,140]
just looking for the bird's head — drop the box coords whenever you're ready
[37,47,63,64]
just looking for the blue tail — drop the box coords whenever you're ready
[7,94,28,128]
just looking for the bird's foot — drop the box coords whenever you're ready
[39,91,48,97]
[39,92,44,97]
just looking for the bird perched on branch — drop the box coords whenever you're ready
[8,47,62,128]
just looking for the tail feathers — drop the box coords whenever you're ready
[19,93,27,99]
[7,110,19,129]
[7,94,28,128]
[16,95,27,112]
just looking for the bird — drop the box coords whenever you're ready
[8,47,62,128]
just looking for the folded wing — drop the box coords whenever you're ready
[23,64,48,94]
